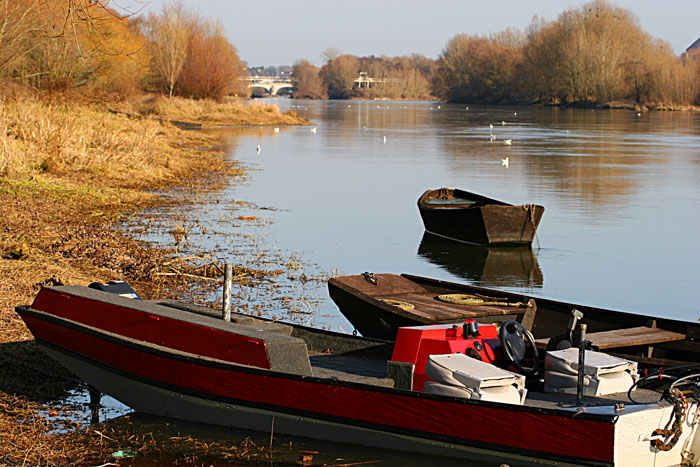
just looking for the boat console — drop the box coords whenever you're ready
[389,319,538,392]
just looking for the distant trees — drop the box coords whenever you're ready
[289,52,435,100]
[291,59,326,99]
[320,55,360,99]
[433,0,700,107]
[432,34,522,103]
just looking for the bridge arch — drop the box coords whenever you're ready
[244,76,293,96]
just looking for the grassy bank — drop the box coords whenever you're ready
[111,95,309,127]
[0,94,308,465]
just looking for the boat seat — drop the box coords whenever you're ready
[543,348,638,396]
[423,354,527,405]
[535,326,686,350]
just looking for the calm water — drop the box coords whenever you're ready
[147,99,700,328]
[113,99,699,464]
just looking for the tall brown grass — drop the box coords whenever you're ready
[0,96,219,185]
[132,95,307,126]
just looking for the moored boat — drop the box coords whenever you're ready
[327,273,700,368]
[417,188,544,245]
[16,283,700,466]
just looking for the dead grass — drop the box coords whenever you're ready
[0,93,297,465]
[112,94,310,127]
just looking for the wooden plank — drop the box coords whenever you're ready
[536,326,685,350]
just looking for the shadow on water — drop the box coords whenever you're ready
[75,393,501,466]
[93,412,496,467]
[0,340,83,403]
[417,232,544,288]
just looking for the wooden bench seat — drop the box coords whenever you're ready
[536,326,686,350]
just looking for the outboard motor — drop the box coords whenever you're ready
[88,280,141,299]
[546,309,584,351]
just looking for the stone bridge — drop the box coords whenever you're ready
[244,76,293,96]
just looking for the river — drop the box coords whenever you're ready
[106,99,700,464]
[152,99,700,327]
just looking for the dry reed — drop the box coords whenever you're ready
[119,95,309,127]
[0,93,292,465]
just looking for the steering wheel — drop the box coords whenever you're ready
[499,320,539,375]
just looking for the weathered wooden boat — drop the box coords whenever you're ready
[327,273,700,367]
[417,188,544,245]
[16,283,700,466]
[418,232,543,287]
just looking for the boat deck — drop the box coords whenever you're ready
[310,352,394,386]
[306,351,662,409]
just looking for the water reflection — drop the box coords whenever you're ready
[417,232,543,288]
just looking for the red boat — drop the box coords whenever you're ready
[16,284,700,466]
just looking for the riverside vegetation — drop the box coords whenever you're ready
[0,91,311,465]
[0,1,316,463]
[293,1,700,109]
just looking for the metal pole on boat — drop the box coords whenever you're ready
[576,324,587,407]
[223,262,232,321]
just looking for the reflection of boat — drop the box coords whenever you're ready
[418,232,543,288]
[327,273,699,365]
[16,284,700,466]
[417,188,544,245]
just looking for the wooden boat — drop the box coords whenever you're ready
[417,188,544,245]
[16,283,700,466]
[327,273,700,367]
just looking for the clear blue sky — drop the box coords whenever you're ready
[129,0,699,67]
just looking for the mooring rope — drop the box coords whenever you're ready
[380,299,415,311]
[522,203,541,249]
[436,294,531,307]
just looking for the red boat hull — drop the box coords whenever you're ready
[17,287,619,465]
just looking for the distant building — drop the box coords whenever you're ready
[246,65,292,77]
[685,37,700,55]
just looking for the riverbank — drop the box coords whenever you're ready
[0,93,308,465]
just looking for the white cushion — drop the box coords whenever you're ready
[545,348,638,377]
[423,354,527,405]
[543,370,635,396]
[424,381,527,405]
[426,353,525,391]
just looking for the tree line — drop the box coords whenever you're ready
[294,1,700,107]
[293,54,436,100]
[3,1,697,107]
[0,0,247,100]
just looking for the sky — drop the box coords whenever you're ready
[128,0,700,67]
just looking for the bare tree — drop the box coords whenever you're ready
[320,54,358,99]
[177,20,244,100]
[0,0,47,75]
[143,0,191,97]
[292,59,326,99]
[321,47,341,63]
